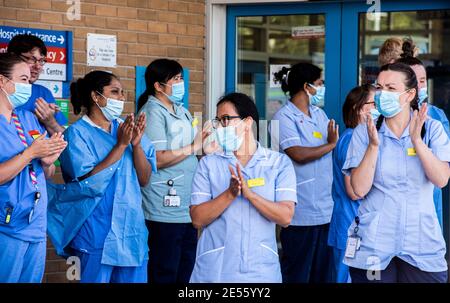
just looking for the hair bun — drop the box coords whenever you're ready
[401,38,417,58]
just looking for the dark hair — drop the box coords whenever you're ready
[137,59,183,111]
[70,70,118,115]
[396,38,424,67]
[216,92,260,140]
[7,34,47,56]
[0,53,26,78]
[376,62,425,138]
[343,84,376,129]
[273,63,322,98]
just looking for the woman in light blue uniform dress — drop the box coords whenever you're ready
[395,43,450,228]
[328,84,377,283]
[270,63,339,282]
[0,53,67,282]
[190,93,297,283]
[343,63,450,283]
[47,71,156,283]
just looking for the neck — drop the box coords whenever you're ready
[234,134,257,167]
[291,92,310,116]
[385,107,411,138]
[0,96,13,122]
[155,93,175,112]
[88,108,111,131]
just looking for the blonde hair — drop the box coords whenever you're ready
[378,37,419,66]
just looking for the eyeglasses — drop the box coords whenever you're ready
[212,115,241,129]
[365,101,375,105]
[20,54,47,66]
[28,191,41,224]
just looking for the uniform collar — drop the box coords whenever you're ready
[217,142,268,169]
[378,112,413,140]
[82,115,117,134]
[148,95,184,117]
[286,101,318,122]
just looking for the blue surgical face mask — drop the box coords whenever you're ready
[96,91,124,121]
[370,108,381,120]
[418,87,428,106]
[307,84,325,106]
[374,89,409,118]
[1,78,32,109]
[215,120,244,153]
[162,81,185,104]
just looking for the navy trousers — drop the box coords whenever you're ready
[146,220,197,283]
[280,223,333,283]
[350,257,448,283]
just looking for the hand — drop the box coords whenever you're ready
[410,102,428,145]
[227,164,241,198]
[235,163,254,200]
[327,119,339,145]
[40,132,68,166]
[193,120,212,153]
[132,113,146,147]
[117,114,134,147]
[26,131,67,160]
[35,98,57,125]
[366,113,379,147]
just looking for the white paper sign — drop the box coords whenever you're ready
[87,33,117,67]
[291,25,325,39]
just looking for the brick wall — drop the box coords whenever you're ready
[1,0,206,283]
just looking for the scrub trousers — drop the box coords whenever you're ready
[0,232,46,283]
[350,257,448,283]
[146,220,197,283]
[74,250,148,283]
[280,223,333,283]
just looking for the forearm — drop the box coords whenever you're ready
[80,144,127,180]
[344,175,361,200]
[414,139,450,188]
[190,190,235,229]
[42,118,65,136]
[246,193,295,227]
[156,143,194,169]
[132,144,151,186]
[351,144,378,198]
[0,149,34,185]
[285,143,335,165]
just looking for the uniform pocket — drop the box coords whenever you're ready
[260,243,279,264]
[193,246,225,282]
[419,212,445,256]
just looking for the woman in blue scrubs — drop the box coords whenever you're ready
[48,70,156,283]
[395,42,450,228]
[328,84,377,283]
[0,53,67,282]
[189,93,297,282]
[343,62,450,283]
[271,63,339,283]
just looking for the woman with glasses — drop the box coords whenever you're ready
[137,59,209,283]
[48,70,156,283]
[0,53,67,282]
[7,34,67,135]
[270,63,338,283]
[343,63,450,283]
[189,92,297,282]
[327,84,377,283]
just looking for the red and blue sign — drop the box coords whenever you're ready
[0,26,72,96]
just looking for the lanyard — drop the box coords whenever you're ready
[10,111,40,223]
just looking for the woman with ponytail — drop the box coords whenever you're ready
[342,62,450,283]
[48,70,157,283]
[396,40,450,228]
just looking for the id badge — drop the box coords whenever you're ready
[344,235,361,259]
[164,195,181,207]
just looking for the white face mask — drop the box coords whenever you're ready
[95,91,124,121]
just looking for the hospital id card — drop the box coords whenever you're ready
[344,235,361,259]
[164,195,181,207]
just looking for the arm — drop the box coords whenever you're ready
[0,151,35,185]
[344,175,362,200]
[350,116,379,198]
[35,98,65,136]
[190,189,236,229]
[411,105,450,188]
[43,164,56,179]
[285,144,335,165]
[247,194,295,227]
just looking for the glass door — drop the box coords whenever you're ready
[226,2,342,145]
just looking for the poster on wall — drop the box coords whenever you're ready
[87,33,117,68]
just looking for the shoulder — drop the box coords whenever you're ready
[261,147,292,168]
[425,117,445,134]
[64,117,89,138]
[32,84,53,97]
[272,103,291,120]
[428,104,448,121]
